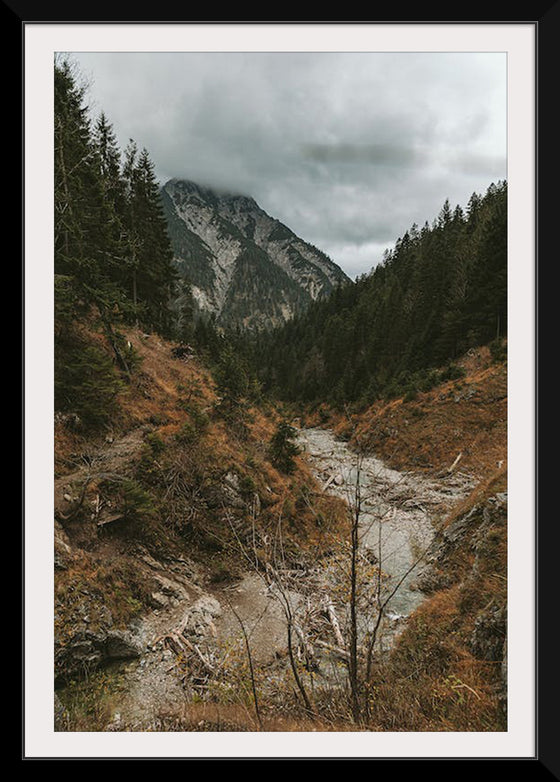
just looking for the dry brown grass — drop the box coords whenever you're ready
[366,579,506,731]
[117,329,216,431]
[55,549,157,637]
[147,701,366,733]
[309,349,507,482]
[368,473,508,733]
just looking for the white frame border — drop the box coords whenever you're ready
[25,22,535,759]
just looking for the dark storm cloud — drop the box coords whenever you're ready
[72,51,506,277]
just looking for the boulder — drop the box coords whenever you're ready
[150,591,170,609]
[55,625,142,682]
[181,596,222,642]
[104,629,143,660]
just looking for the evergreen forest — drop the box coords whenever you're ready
[54,58,179,426]
[250,182,507,407]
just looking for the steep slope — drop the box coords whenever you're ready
[53,326,347,692]
[161,178,350,330]
[253,181,507,405]
[305,344,507,481]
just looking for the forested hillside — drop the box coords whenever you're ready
[54,58,182,426]
[252,182,507,407]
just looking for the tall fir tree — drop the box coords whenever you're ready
[122,143,177,334]
[54,57,178,425]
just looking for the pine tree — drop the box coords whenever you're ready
[55,59,127,318]
[269,421,300,474]
[122,143,177,334]
[54,57,178,427]
[214,343,251,408]
[121,139,142,318]
[55,59,101,291]
[465,181,507,343]
[91,112,136,316]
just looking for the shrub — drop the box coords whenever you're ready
[419,369,441,393]
[239,474,257,498]
[440,363,466,382]
[55,339,123,429]
[145,432,166,455]
[120,479,157,521]
[489,338,507,363]
[269,421,300,474]
[175,405,209,445]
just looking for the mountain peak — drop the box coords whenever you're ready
[165,178,258,207]
[161,179,349,331]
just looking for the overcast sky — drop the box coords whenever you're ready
[70,51,506,279]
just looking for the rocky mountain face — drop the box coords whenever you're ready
[160,178,350,330]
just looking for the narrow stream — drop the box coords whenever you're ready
[298,428,473,625]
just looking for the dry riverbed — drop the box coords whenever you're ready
[56,428,474,731]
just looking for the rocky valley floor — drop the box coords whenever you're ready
[53,331,508,733]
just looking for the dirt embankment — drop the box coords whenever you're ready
[305,347,507,482]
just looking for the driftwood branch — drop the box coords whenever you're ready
[437,452,463,477]
[448,451,463,473]
[192,643,216,673]
[322,474,336,492]
[323,596,345,650]
[294,622,315,669]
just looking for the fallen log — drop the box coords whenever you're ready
[97,512,125,527]
[162,632,192,657]
[315,639,350,661]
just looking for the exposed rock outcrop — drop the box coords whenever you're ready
[161,178,349,330]
[55,624,143,683]
[416,493,507,594]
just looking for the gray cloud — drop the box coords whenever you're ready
[72,51,506,277]
[450,151,508,178]
[302,142,421,167]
